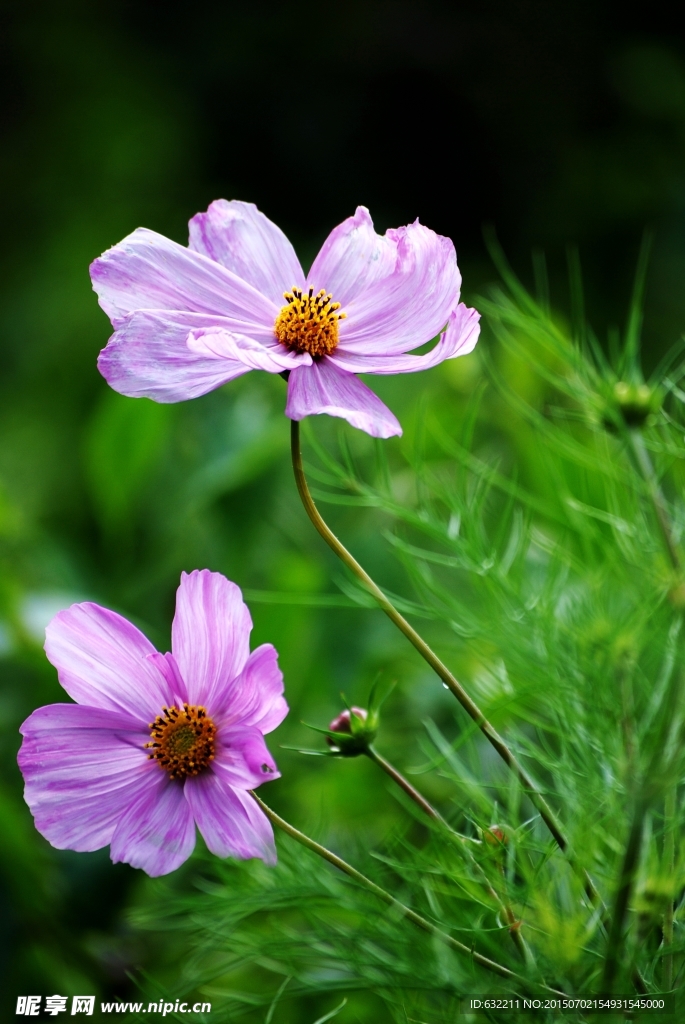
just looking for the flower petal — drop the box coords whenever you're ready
[212,725,280,789]
[188,200,305,306]
[90,227,278,327]
[146,652,188,705]
[307,206,397,307]
[18,703,151,852]
[336,220,461,355]
[185,772,276,864]
[171,570,252,708]
[213,643,288,734]
[110,770,196,876]
[331,304,480,374]
[98,310,252,402]
[187,326,311,372]
[45,603,171,721]
[285,359,402,438]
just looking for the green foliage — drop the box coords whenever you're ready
[85,393,174,538]
[119,269,685,1022]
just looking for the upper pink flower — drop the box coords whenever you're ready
[18,570,287,877]
[92,201,480,438]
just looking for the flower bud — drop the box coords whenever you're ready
[479,824,509,868]
[326,706,376,756]
[611,380,661,428]
[328,707,367,734]
[484,825,508,848]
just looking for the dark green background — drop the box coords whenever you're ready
[1,0,685,1016]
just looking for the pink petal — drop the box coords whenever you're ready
[188,200,305,306]
[187,326,311,373]
[307,206,397,307]
[18,703,152,852]
[285,359,402,438]
[213,643,288,734]
[330,304,480,374]
[171,570,252,708]
[212,725,280,789]
[98,310,252,402]
[110,770,196,876]
[90,227,277,328]
[45,603,172,721]
[336,220,462,355]
[146,652,188,705]
[184,772,276,864]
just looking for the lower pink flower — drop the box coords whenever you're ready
[18,570,287,877]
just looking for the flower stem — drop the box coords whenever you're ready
[662,788,676,991]
[290,420,600,905]
[629,430,681,571]
[621,427,684,996]
[250,791,561,993]
[366,745,535,967]
[366,746,450,825]
[602,798,648,994]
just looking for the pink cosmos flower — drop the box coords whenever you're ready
[18,570,287,877]
[91,201,480,438]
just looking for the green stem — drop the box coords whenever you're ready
[602,799,648,994]
[366,746,451,826]
[629,430,681,571]
[662,787,676,992]
[366,745,535,967]
[626,429,683,996]
[250,791,562,993]
[291,419,600,905]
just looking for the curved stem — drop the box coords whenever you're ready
[623,430,681,996]
[366,746,450,825]
[251,791,562,994]
[629,430,681,571]
[291,420,600,905]
[662,787,676,992]
[602,798,647,994]
[367,745,535,967]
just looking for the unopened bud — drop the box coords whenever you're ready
[326,706,375,756]
[328,707,368,734]
[612,381,660,428]
[484,825,508,848]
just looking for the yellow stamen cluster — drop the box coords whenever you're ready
[145,704,216,780]
[274,286,346,357]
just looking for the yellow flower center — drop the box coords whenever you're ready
[274,286,346,358]
[145,704,216,780]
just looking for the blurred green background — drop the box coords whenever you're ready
[2,0,685,1017]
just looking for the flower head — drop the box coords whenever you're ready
[92,201,480,438]
[18,570,287,877]
[326,706,375,757]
